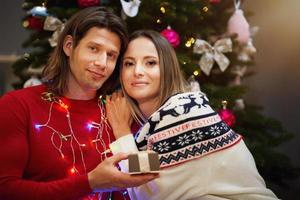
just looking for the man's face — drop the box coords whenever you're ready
[63,27,121,97]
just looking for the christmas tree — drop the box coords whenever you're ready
[12,0,299,196]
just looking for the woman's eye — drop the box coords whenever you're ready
[123,61,134,67]
[146,60,157,66]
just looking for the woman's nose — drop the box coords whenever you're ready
[134,64,144,77]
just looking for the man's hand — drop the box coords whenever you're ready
[88,153,159,192]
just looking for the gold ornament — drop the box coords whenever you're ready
[193,38,232,76]
[193,70,200,76]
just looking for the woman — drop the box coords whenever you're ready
[106,30,278,200]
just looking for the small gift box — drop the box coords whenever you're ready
[128,151,160,174]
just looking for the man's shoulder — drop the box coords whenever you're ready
[1,84,47,102]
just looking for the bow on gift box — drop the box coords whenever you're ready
[193,38,232,76]
[43,16,65,47]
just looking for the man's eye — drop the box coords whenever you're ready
[88,46,97,52]
[107,53,117,60]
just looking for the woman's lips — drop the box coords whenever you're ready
[131,81,148,86]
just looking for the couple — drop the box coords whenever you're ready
[0,7,277,200]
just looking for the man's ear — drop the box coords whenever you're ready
[63,35,73,56]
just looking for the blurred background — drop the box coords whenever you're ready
[0,0,299,198]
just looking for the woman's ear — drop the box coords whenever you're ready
[63,35,73,56]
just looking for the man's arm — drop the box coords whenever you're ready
[0,94,91,200]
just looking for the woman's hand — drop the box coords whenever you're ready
[106,91,132,139]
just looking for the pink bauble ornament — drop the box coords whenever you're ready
[219,108,236,127]
[227,9,250,44]
[77,0,100,7]
[160,26,180,48]
[209,0,221,4]
[218,100,236,127]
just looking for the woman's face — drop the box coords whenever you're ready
[121,37,161,105]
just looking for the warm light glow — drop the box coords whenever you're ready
[23,20,29,28]
[70,167,76,174]
[156,19,161,24]
[59,102,68,110]
[203,6,208,12]
[193,70,199,76]
[160,6,166,13]
[185,37,195,47]
[185,41,192,47]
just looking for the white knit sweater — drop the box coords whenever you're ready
[110,92,278,200]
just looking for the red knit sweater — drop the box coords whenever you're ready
[0,85,128,200]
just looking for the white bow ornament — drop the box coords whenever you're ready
[43,16,65,47]
[120,0,141,17]
[193,38,232,76]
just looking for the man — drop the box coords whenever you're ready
[0,7,157,200]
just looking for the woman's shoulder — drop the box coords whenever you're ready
[168,91,207,101]
[158,91,210,113]
[141,91,215,138]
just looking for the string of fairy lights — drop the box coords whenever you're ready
[35,92,112,175]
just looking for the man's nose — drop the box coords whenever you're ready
[94,52,107,69]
